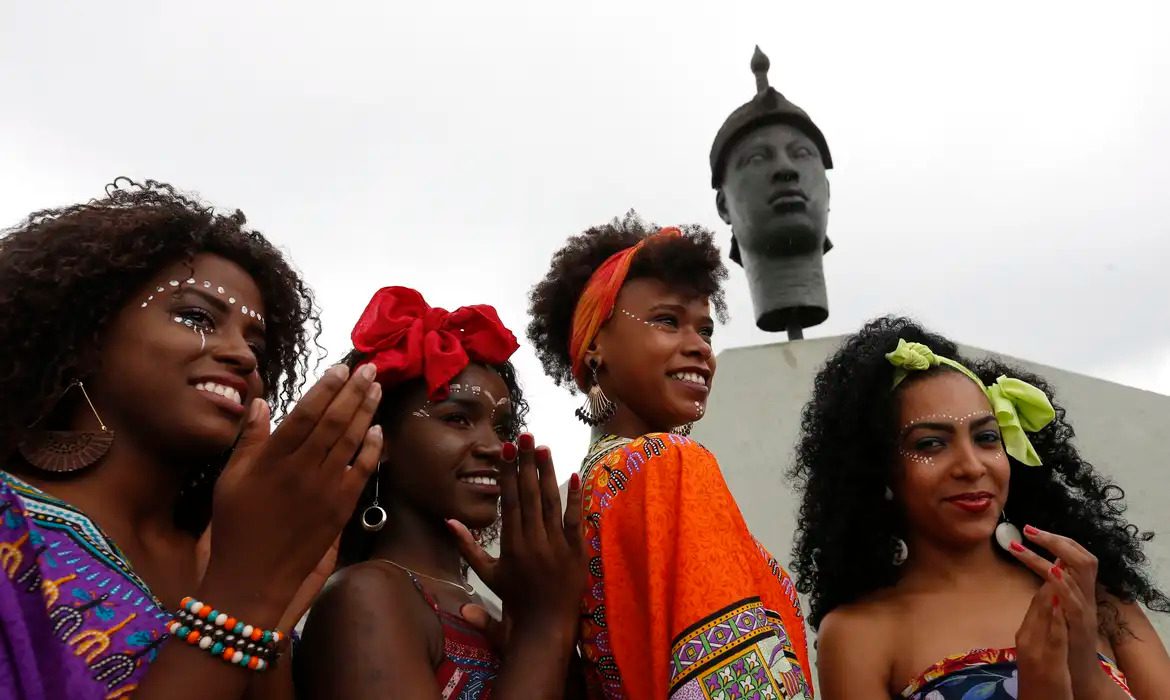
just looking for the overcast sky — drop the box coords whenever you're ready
[3,0,1167,480]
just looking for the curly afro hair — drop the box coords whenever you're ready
[336,351,529,567]
[527,211,729,390]
[0,178,321,534]
[789,316,1169,636]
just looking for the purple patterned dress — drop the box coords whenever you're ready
[0,471,172,699]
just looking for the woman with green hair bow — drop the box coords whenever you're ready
[790,317,1170,700]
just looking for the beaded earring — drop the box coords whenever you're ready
[576,360,616,427]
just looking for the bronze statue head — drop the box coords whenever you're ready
[710,47,834,335]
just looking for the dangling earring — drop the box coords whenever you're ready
[575,361,616,427]
[671,423,692,437]
[892,537,909,566]
[17,381,114,473]
[994,509,1023,552]
[361,463,388,532]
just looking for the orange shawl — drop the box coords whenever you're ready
[577,434,813,699]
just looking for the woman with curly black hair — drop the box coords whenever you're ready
[528,212,814,700]
[297,286,586,698]
[791,317,1170,699]
[0,179,383,700]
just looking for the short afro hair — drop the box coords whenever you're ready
[527,211,728,391]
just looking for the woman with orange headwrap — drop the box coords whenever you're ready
[528,213,813,699]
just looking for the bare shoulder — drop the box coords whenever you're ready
[296,562,441,700]
[819,595,898,652]
[816,596,899,699]
[1102,594,1170,698]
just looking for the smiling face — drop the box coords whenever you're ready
[87,253,267,459]
[589,277,716,433]
[717,122,830,259]
[893,370,1011,549]
[381,364,512,530]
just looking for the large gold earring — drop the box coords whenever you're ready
[575,361,616,427]
[17,381,114,473]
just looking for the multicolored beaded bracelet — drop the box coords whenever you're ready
[179,596,285,647]
[172,609,273,662]
[170,596,285,671]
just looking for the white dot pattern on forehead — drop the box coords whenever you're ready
[901,412,989,431]
[140,278,265,325]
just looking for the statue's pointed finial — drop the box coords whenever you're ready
[751,45,770,95]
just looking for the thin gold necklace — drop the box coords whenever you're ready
[376,558,475,595]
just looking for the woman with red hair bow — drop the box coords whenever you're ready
[527,213,814,700]
[296,287,586,699]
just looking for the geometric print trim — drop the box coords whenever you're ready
[669,597,772,691]
[577,434,696,699]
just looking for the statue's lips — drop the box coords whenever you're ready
[769,196,807,214]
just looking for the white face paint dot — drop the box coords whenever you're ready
[241,306,248,314]
[169,280,179,287]
[156,287,164,293]
[228,297,236,304]
[186,278,196,284]
[217,287,225,294]
[140,302,148,308]
[203,281,211,288]
[249,310,256,318]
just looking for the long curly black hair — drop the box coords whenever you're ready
[527,211,729,390]
[336,352,529,568]
[790,316,1169,636]
[0,178,321,534]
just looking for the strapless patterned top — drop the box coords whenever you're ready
[900,647,1133,699]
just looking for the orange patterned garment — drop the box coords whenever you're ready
[577,434,813,700]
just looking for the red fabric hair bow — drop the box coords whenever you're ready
[350,286,519,398]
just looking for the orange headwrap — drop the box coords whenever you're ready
[568,226,682,389]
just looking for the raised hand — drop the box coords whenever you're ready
[199,364,383,628]
[1015,580,1074,700]
[1009,525,1120,698]
[448,432,587,643]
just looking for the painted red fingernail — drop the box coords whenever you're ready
[1051,565,1062,580]
[1024,525,1039,536]
[501,442,517,461]
[518,433,535,450]
[1010,541,1025,552]
[570,473,581,490]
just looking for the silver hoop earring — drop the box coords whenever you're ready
[994,509,1022,552]
[575,362,616,426]
[361,463,388,532]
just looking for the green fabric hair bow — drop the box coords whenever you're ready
[885,339,1056,466]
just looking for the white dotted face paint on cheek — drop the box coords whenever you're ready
[141,279,265,326]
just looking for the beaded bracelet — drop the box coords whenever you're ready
[171,609,274,668]
[169,596,285,672]
[180,596,284,647]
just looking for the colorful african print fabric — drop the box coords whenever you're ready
[577,434,813,700]
[405,571,498,699]
[0,471,172,699]
[900,647,1133,699]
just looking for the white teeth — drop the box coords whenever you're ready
[669,372,707,387]
[196,382,242,405]
[459,476,498,487]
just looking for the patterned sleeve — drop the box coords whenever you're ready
[579,435,813,700]
[0,477,68,700]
